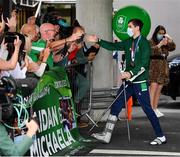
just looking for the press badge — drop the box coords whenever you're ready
[141,82,147,91]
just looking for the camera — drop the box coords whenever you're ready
[76,34,85,44]
[5,35,17,43]
[0,77,17,122]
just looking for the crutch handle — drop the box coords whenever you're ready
[128,67,145,82]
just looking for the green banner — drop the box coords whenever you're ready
[14,67,95,156]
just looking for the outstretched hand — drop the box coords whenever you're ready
[67,32,82,42]
[6,11,17,32]
[86,34,98,43]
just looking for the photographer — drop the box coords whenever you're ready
[0,35,21,71]
[0,35,39,156]
[0,32,30,79]
[0,119,38,156]
[0,31,48,98]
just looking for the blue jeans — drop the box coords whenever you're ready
[110,81,164,137]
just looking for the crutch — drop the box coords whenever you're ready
[88,67,145,133]
[121,54,131,142]
[122,79,131,141]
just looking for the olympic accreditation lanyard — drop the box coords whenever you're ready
[130,35,141,67]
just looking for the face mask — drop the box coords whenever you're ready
[127,27,134,37]
[157,34,164,41]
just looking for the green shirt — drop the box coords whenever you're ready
[0,124,33,156]
[98,35,151,82]
[29,39,54,68]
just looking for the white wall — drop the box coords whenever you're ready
[113,0,180,59]
[76,0,114,89]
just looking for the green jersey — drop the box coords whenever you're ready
[98,35,151,82]
[29,39,54,68]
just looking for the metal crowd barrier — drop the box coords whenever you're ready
[65,62,97,126]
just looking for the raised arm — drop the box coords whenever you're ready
[0,36,21,70]
[49,32,82,49]
[86,34,126,51]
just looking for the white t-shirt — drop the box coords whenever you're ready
[1,62,27,79]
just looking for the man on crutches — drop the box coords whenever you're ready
[87,19,166,145]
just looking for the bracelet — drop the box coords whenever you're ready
[65,38,69,43]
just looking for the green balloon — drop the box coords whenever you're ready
[112,5,151,41]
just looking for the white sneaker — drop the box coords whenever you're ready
[150,136,167,145]
[156,109,164,117]
[154,109,164,118]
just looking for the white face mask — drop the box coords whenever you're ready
[127,27,134,37]
[157,34,164,41]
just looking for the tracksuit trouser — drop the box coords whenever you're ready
[110,81,164,137]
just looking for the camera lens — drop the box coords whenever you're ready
[5,35,16,43]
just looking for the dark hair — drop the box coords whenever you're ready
[4,32,26,66]
[0,34,4,45]
[73,19,81,27]
[38,10,73,39]
[151,25,166,44]
[84,45,100,57]
[128,19,144,31]
[72,19,85,32]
